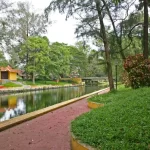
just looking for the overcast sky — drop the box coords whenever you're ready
[13,0,78,45]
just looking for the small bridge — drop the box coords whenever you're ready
[82,77,108,85]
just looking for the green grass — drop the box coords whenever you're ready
[3,82,22,87]
[25,80,71,86]
[71,86,150,150]
[98,81,109,86]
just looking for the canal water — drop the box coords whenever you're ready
[0,85,105,122]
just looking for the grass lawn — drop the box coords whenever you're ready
[3,82,22,87]
[25,80,71,86]
[71,85,150,149]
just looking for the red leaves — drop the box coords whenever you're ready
[123,54,150,88]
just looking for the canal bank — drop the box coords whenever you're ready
[0,88,109,131]
[0,83,85,94]
[0,87,109,150]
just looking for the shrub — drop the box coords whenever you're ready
[122,71,131,87]
[124,54,150,88]
[71,78,82,84]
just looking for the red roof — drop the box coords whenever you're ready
[0,66,19,73]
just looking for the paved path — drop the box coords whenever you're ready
[0,89,109,150]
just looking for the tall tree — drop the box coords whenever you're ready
[0,0,12,49]
[20,36,50,84]
[45,0,115,90]
[3,1,49,67]
[0,50,8,66]
[143,0,148,59]
[102,0,137,60]
[116,0,150,59]
[95,0,114,90]
[70,42,89,77]
[49,42,71,78]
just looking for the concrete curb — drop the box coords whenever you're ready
[0,88,109,132]
[71,133,95,150]
[88,101,104,109]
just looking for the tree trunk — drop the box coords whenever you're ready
[143,0,149,59]
[102,0,126,60]
[95,0,114,90]
[32,58,35,84]
[32,72,35,84]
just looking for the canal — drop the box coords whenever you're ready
[0,85,105,122]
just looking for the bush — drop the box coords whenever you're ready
[124,54,150,88]
[122,71,131,87]
[60,78,82,84]
[71,78,82,84]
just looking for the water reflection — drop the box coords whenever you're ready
[0,86,102,122]
[0,98,26,122]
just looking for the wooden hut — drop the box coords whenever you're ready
[0,65,19,81]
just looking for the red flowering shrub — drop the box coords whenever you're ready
[124,54,150,88]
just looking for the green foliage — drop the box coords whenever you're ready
[20,36,50,83]
[72,86,150,149]
[25,80,70,86]
[1,1,49,66]
[3,82,22,87]
[124,54,150,88]
[70,42,89,77]
[49,42,71,78]
[0,50,8,66]
[87,49,107,77]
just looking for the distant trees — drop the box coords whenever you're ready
[19,37,94,83]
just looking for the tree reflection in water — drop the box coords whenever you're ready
[0,99,26,122]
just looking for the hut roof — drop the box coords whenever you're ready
[0,65,19,73]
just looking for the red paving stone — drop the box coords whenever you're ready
[0,99,90,150]
[0,88,109,150]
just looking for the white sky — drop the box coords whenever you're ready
[12,0,78,45]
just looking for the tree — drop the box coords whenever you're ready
[116,0,150,59]
[45,0,115,90]
[140,0,149,59]
[3,1,49,67]
[20,36,50,84]
[102,0,138,60]
[70,42,89,77]
[0,0,12,49]
[0,50,8,66]
[49,42,71,78]
[87,49,107,77]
